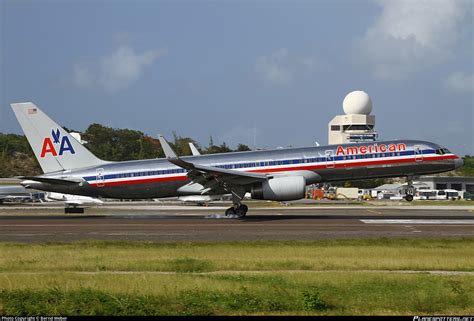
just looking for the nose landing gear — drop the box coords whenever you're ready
[404,176,415,202]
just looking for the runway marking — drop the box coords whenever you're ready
[405,225,422,233]
[1,270,473,276]
[361,219,474,225]
[366,209,382,215]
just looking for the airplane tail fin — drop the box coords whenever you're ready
[11,102,108,173]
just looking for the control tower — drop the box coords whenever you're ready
[328,91,377,145]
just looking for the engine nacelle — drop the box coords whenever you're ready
[251,176,306,201]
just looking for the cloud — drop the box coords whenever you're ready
[71,44,166,92]
[72,64,94,87]
[98,45,165,91]
[255,49,324,84]
[355,0,468,80]
[299,57,323,72]
[442,72,474,94]
[255,48,293,84]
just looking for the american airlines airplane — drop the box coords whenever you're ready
[11,102,463,216]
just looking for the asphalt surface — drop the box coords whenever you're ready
[0,205,473,242]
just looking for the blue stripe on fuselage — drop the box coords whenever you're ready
[82,149,436,182]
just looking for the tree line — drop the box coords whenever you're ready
[0,123,250,177]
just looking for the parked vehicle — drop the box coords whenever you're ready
[418,189,460,200]
[444,189,461,200]
[417,190,438,200]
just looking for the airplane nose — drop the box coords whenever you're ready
[454,157,464,169]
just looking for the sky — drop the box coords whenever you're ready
[1,0,473,156]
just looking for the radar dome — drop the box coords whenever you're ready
[342,91,372,115]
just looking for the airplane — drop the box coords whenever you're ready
[44,192,103,212]
[11,102,463,217]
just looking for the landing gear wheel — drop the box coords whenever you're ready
[224,204,248,217]
[404,176,415,203]
[225,186,248,218]
[225,207,236,216]
[235,204,248,218]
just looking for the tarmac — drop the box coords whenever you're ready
[0,202,473,242]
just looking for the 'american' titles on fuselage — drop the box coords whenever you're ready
[335,143,406,156]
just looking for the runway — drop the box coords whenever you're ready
[0,205,473,242]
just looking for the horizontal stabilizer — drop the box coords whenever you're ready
[19,176,82,185]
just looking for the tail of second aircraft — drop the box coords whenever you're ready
[11,102,107,173]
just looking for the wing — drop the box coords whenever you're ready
[159,135,269,198]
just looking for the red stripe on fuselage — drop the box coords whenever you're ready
[88,175,188,187]
[87,154,457,187]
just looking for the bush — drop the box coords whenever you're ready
[302,287,332,311]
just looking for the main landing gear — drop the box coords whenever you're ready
[224,186,248,218]
[225,203,248,217]
[404,176,415,202]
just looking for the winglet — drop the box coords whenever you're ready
[158,135,178,159]
[189,142,201,156]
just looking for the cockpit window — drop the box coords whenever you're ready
[435,148,451,155]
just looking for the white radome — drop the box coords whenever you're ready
[342,91,372,115]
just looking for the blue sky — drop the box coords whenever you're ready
[1,0,473,155]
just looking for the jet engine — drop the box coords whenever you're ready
[251,176,306,201]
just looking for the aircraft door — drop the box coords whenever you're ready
[325,150,335,168]
[414,145,423,162]
[96,168,105,187]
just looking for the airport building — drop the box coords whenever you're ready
[415,176,474,195]
[328,91,377,145]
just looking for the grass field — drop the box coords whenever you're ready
[1,239,473,315]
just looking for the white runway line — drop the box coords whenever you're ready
[361,219,474,225]
[2,270,474,276]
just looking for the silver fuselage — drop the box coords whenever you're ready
[25,139,461,199]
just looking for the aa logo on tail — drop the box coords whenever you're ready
[40,129,76,157]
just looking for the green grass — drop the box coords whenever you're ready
[0,239,473,315]
[1,239,473,273]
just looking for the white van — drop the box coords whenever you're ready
[417,190,438,200]
[444,189,461,200]
[418,189,460,200]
